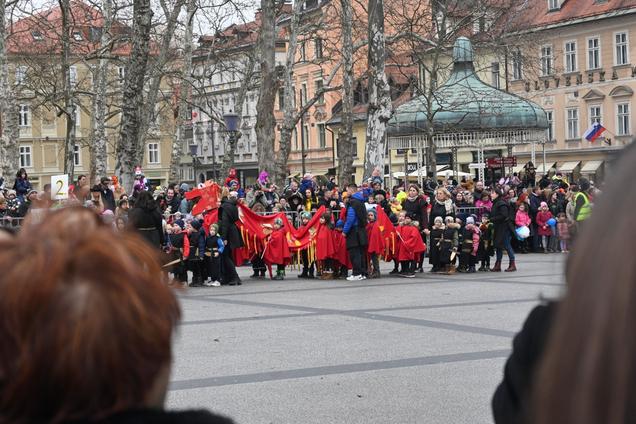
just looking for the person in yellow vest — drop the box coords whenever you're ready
[573,178,592,230]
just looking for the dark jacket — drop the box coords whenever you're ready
[101,187,116,212]
[492,302,557,424]
[218,198,243,249]
[402,196,428,229]
[429,201,455,230]
[128,206,165,247]
[13,177,31,199]
[67,408,234,424]
[491,197,513,249]
[344,192,368,249]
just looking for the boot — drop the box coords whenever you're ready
[468,265,476,273]
[259,269,266,278]
[477,264,486,272]
[505,260,517,272]
[307,268,315,279]
[273,270,285,280]
[490,261,502,272]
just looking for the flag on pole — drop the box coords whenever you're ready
[584,122,606,142]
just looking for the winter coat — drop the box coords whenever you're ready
[402,196,428,229]
[475,199,493,212]
[429,201,455,230]
[490,197,513,249]
[492,302,557,424]
[535,210,553,237]
[343,192,368,249]
[218,199,244,249]
[556,221,570,241]
[13,177,31,200]
[515,210,531,228]
[128,206,165,247]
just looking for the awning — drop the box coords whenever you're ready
[406,164,449,177]
[437,170,472,178]
[535,162,556,174]
[386,172,406,178]
[581,160,603,173]
[512,164,525,173]
[557,161,580,173]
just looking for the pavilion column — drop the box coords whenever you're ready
[451,147,459,180]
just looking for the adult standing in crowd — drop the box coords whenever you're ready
[402,184,428,272]
[343,183,368,281]
[490,188,516,272]
[218,190,243,286]
[429,188,455,230]
[573,177,593,229]
[99,176,116,212]
[13,168,31,202]
[127,190,164,248]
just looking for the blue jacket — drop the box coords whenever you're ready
[343,192,365,235]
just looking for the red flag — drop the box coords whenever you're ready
[185,182,220,216]
[375,206,397,260]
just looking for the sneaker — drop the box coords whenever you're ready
[406,272,416,278]
[211,281,221,287]
[389,268,399,275]
[346,274,365,281]
[203,280,215,287]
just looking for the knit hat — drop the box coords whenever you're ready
[190,219,202,230]
[434,216,443,224]
[540,201,548,208]
[444,216,454,223]
[301,211,312,220]
[274,217,284,227]
[466,216,475,225]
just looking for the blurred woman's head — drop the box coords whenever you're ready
[0,208,181,423]
[533,144,636,424]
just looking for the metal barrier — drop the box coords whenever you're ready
[0,216,25,229]
[455,206,486,220]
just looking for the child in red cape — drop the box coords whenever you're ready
[315,212,336,279]
[263,218,291,280]
[332,219,351,279]
[396,214,426,278]
[366,209,383,279]
[298,212,315,279]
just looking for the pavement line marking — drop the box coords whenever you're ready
[179,297,540,327]
[169,348,511,391]
[184,297,516,338]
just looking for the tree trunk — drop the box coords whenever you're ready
[170,0,195,184]
[59,0,76,181]
[364,0,392,180]
[0,0,19,187]
[337,0,355,187]
[90,0,112,182]
[115,0,153,192]
[255,0,277,184]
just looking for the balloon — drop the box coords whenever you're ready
[547,218,557,227]
[516,225,530,240]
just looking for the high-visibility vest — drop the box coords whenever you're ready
[575,192,591,222]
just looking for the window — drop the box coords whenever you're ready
[300,83,308,106]
[278,88,285,109]
[546,110,554,141]
[351,137,358,157]
[19,146,32,168]
[589,105,601,126]
[293,128,298,150]
[73,145,81,167]
[18,105,30,127]
[567,108,579,139]
[31,31,43,41]
[541,45,553,76]
[318,123,326,148]
[117,66,125,82]
[491,62,500,89]
[301,125,309,150]
[69,66,77,86]
[565,41,577,72]
[300,41,306,62]
[548,0,559,11]
[314,38,323,59]
[512,50,523,80]
[148,143,160,164]
[73,31,83,41]
[615,32,629,65]
[618,103,630,135]
[315,80,324,104]
[588,37,601,69]
[15,66,26,85]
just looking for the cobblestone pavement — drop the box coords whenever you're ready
[167,253,566,424]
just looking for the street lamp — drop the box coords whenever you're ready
[223,111,240,180]
[189,143,198,184]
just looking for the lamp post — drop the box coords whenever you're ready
[189,143,198,184]
[222,111,240,180]
[206,121,215,181]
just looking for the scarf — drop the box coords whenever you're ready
[436,198,454,214]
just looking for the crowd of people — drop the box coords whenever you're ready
[0,164,597,289]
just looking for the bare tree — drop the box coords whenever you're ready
[0,0,19,186]
[115,0,153,192]
[336,0,355,186]
[254,0,277,182]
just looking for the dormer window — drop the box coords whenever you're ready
[548,0,560,11]
[31,31,43,41]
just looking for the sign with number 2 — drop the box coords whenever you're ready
[51,174,69,200]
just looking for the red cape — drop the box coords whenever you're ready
[315,223,336,261]
[332,230,351,268]
[396,225,426,261]
[366,222,384,255]
[264,229,292,266]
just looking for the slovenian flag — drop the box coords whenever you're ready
[584,122,606,142]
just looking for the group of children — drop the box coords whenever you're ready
[514,201,570,253]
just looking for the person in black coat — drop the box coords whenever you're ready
[428,188,455,230]
[218,194,243,285]
[402,184,429,272]
[490,188,516,272]
[99,176,116,212]
[128,191,164,248]
[492,302,557,424]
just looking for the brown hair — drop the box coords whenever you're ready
[0,208,181,423]
[533,144,636,423]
